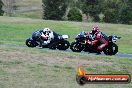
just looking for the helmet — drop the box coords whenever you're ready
[92,25,100,34]
[43,28,51,34]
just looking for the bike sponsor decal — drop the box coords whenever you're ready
[76,66,131,85]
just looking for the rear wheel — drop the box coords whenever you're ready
[70,42,84,52]
[103,43,118,55]
[26,39,36,47]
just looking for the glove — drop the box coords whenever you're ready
[86,40,92,44]
[92,40,98,45]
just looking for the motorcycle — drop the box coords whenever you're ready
[26,31,70,50]
[70,32,121,55]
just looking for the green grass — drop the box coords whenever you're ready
[0,46,132,88]
[0,16,132,54]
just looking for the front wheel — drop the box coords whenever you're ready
[57,40,70,50]
[103,43,118,55]
[70,42,84,52]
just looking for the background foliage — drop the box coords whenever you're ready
[1,0,132,24]
[67,7,82,21]
[42,0,68,20]
[0,0,4,16]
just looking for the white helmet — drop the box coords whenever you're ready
[43,28,51,34]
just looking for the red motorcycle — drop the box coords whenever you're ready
[70,32,121,55]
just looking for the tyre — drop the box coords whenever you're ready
[25,38,37,47]
[70,42,84,52]
[57,40,70,50]
[103,43,118,55]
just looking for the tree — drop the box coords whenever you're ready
[67,7,82,21]
[77,0,101,22]
[101,0,122,23]
[0,0,4,15]
[102,0,132,24]
[42,0,68,20]
[118,0,132,24]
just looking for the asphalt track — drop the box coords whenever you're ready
[0,44,132,58]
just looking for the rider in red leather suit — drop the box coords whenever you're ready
[90,25,108,53]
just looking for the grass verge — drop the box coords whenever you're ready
[0,46,131,88]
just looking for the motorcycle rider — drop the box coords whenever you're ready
[88,25,108,54]
[40,28,54,45]
[32,28,59,47]
[42,28,60,43]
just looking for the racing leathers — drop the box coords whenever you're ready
[92,32,108,51]
[38,30,59,46]
[32,30,47,47]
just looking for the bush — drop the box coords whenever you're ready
[118,5,132,24]
[93,15,100,22]
[103,9,117,23]
[42,0,68,20]
[67,7,82,21]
